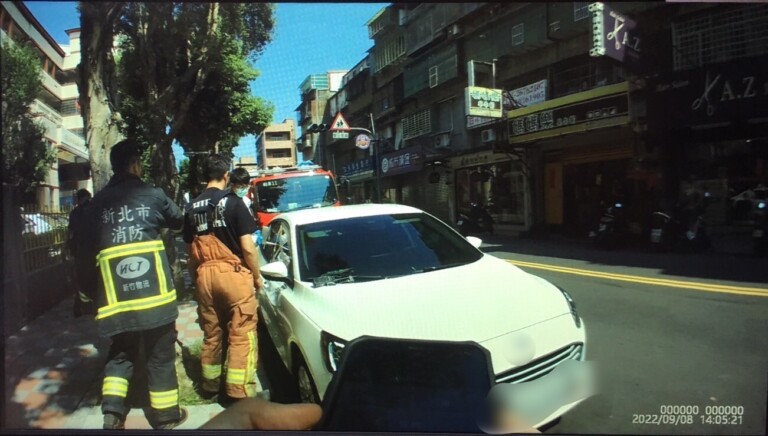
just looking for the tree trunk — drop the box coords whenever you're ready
[78,2,125,193]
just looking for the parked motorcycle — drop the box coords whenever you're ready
[589,201,627,249]
[457,203,494,237]
[753,200,768,255]
[648,207,710,252]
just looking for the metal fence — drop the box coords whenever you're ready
[20,203,72,274]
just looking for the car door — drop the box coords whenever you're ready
[260,219,294,360]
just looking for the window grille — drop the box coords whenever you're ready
[512,24,524,46]
[374,34,406,72]
[402,109,432,140]
[672,4,768,71]
[573,2,590,22]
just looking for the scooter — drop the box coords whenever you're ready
[753,200,768,255]
[589,202,627,249]
[456,203,494,237]
[648,208,710,252]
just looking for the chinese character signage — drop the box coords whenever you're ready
[466,116,496,130]
[589,2,641,65]
[465,86,503,118]
[647,60,768,131]
[507,86,629,143]
[380,146,422,177]
[509,79,548,108]
[342,157,374,177]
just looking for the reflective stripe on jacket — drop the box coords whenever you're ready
[90,173,184,337]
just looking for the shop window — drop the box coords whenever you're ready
[551,57,625,99]
[455,162,527,225]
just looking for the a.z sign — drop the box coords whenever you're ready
[589,2,640,65]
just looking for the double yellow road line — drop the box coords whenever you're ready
[507,259,768,298]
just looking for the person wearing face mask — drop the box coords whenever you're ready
[230,167,253,211]
[184,154,264,402]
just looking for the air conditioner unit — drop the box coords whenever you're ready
[434,134,451,149]
[481,129,496,143]
[448,24,462,38]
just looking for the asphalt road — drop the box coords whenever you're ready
[483,239,768,436]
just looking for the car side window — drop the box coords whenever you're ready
[265,219,292,271]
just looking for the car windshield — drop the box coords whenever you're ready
[256,175,338,213]
[296,213,483,284]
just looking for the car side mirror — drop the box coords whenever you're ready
[466,236,483,249]
[261,261,294,288]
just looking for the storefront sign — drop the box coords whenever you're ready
[465,86,503,118]
[589,2,641,65]
[509,79,548,108]
[342,157,374,177]
[454,150,510,168]
[380,146,422,177]
[466,116,497,130]
[507,83,629,143]
[355,134,371,150]
[648,60,768,129]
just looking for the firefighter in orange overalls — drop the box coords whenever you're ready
[184,154,264,400]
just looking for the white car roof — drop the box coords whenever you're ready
[275,203,425,226]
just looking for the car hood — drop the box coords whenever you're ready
[296,254,570,343]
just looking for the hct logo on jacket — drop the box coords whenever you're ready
[116,256,151,280]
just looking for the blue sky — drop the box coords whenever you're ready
[24,2,386,168]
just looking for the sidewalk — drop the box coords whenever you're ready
[3,299,225,430]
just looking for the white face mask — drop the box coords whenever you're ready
[235,187,249,198]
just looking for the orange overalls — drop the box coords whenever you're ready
[188,234,259,398]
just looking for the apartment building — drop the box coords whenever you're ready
[257,119,298,169]
[296,71,347,162]
[1,1,90,209]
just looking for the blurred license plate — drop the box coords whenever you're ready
[754,229,764,238]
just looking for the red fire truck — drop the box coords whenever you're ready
[248,163,340,228]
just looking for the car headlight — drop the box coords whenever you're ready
[320,331,347,372]
[557,286,581,328]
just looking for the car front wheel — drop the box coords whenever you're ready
[293,355,320,405]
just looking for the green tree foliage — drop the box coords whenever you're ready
[114,2,275,199]
[1,40,56,193]
[178,158,190,194]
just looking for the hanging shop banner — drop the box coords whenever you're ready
[589,2,641,65]
[465,86,504,118]
[509,79,548,108]
[507,82,629,144]
[342,157,374,177]
[647,59,768,130]
[380,146,422,177]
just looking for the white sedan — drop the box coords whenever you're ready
[257,204,588,428]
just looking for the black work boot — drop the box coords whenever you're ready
[103,412,126,430]
[153,406,189,430]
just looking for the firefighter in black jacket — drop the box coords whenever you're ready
[85,140,188,430]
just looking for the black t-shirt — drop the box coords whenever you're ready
[184,188,257,257]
